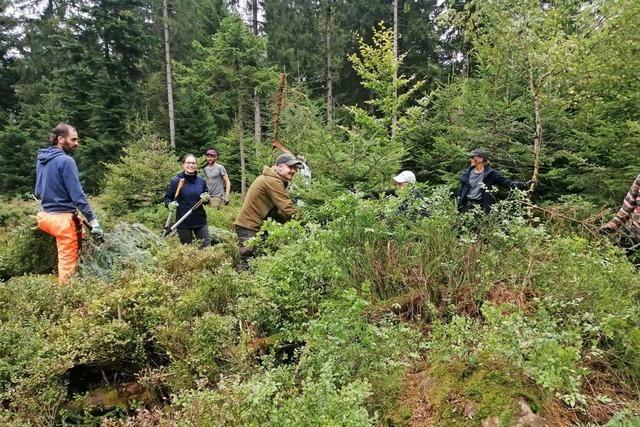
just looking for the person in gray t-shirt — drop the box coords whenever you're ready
[457,147,531,213]
[202,148,231,208]
[466,169,487,201]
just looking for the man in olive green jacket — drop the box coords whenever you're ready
[234,153,302,264]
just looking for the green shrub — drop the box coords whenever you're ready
[248,227,347,335]
[101,134,178,216]
[538,194,599,237]
[0,198,38,228]
[118,204,169,231]
[204,194,242,229]
[0,223,57,280]
[154,242,234,283]
[298,288,418,387]
[176,266,244,317]
[425,298,637,408]
[534,237,638,318]
[167,286,416,425]
[0,409,30,427]
[169,365,375,427]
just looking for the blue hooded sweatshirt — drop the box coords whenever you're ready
[35,147,96,222]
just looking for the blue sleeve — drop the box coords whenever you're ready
[164,177,179,207]
[62,158,96,222]
[34,160,41,199]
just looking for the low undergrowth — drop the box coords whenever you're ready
[0,188,638,425]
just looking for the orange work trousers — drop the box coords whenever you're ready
[36,212,82,284]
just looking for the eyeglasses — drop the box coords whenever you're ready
[184,161,197,165]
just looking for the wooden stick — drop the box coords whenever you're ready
[272,72,289,153]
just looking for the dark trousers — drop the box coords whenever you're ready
[235,225,258,270]
[177,225,211,247]
[236,225,257,246]
[459,198,483,214]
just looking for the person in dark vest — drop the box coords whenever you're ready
[457,148,531,214]
[164,154,211,247]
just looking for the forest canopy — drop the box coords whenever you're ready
[1,0,638,201]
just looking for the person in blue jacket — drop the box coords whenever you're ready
[164,154,211,246]
[35,123,103,284]
[457,148,532,214]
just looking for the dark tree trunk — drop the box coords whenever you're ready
[163,0,176,150]
[325,0,333,127]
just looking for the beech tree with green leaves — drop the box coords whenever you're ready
[337,24,425,191]
[415,0,640,202]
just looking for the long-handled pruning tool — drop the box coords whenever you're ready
[163,198,205,238]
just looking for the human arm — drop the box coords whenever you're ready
[219,166,231,203]
[223,174,231,202]
[491,169,528,190]
[164,177,179,208]
[61,158,96,222]
[602,174,640,231]
[200,180,211,203]
[265,178,298,221]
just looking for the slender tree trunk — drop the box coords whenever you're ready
[103,34,110,62]
[163,0,176,150]
[251,0,261,157]
[527,66,541,194]
[252,0,259,34]
[254,88,261,157]
[392,0,398,139]
[325,0,333,127]
[238,94,246,196]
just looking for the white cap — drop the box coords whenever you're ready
[393,170,416,184]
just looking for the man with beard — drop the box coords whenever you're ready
[202,148,231,209]
[34,123,102,284]
[234,153,302,267]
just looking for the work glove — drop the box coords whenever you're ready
[168,201,179,212]
[223,195,230,205]
[89,219,103,239]
[200,193,211,203]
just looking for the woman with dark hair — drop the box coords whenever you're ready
[457,148,531,214]
[164,154,211,246]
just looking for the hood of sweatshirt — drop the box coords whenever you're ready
[37,147,67,165]
[262,165,292,188]
[262,165,288,183]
